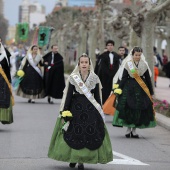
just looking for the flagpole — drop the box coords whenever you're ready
[32,27,39,45]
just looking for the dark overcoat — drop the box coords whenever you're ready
[43,52,65,98]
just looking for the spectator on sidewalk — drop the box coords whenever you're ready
[154,54,159,87]
[162,52,168,66]
[153,46,163,68]
[163,61,170,87]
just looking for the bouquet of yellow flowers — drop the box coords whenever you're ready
[113,83,119,90]
[17,70,25,77]
[61,110,73,121]
[112,84,122,107]
[12,70,25,90]
[114,88,122,95]
[60,110,73,132]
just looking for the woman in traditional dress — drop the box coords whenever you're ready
[112,47,156,138]
[16,45,44,103]
[48,53,113,170]
[0,42,14,124]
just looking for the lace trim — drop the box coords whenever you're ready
[69,72,99,94]
[125,60,148,78]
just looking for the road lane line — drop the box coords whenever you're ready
[108,151,149,165]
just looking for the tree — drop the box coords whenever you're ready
[139,0,170,73]
[0,14,8,42]
[118,0,170,82]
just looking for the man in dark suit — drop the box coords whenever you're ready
[97,40,120,104]
[118,46,127,65]
[43,44,65,104]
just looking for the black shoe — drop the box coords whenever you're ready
[1,121,8,125]
[48,97,51,103]
[31,100,35,103]
[28,99,31,103]
[78,164,84,170]
[131,132,139,138]
[48,97,54,104]
[125,133,131,138]
[69,163,76,168]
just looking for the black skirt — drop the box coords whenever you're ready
[20,64,43,95]
[117,78,154,126]
[64,94,105,150]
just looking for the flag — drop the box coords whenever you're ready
[16,23,29,42]
[38,26,51,47]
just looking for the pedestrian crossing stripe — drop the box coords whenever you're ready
[108,151,149,165]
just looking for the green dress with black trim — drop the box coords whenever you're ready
[113,62,156,128]
[0,57,13,124]
[48,74,113,164]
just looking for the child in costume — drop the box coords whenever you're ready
[48,53,113,170]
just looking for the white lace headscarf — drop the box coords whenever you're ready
[59,53,102,112]
[0,42,9,66]
[113,47,152,84]
[19,45,42,69]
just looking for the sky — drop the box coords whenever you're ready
[4,0,95,26]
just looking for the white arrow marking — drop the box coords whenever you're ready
[108,151,149,166]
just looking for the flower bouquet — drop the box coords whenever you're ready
[112,84,122,107]
[60,110,73,132]
[113,83,119,89]
[12,70,25,90]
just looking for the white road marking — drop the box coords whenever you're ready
[108,151,149,165]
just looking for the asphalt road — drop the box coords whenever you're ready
[0,94,170,170]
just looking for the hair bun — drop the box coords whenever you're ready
[82,53,87,56]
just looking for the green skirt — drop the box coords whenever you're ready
[113,110,156,128]
[48,117,113,164]
[0,99,13,124]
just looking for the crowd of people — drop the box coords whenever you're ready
[0,37,66,123]
[0,36,170,170]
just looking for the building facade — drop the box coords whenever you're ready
[0,0,4,15]
[56,0,68,7]
[19,0,30,23]
[19,0,46,29]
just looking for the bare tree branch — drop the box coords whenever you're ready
[151,0,170,15]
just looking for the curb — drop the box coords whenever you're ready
[156,112,170,131]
